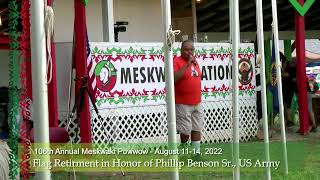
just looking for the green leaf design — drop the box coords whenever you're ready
[92,46,99,54]
[140,48,146,55]
[95,89,254,107]
[115,47,123,54]
[239,91,244,96]
[82,0,88,6]
[149,47,155,54]
[126,46,134,54]
[202,48,207,54]
[160,47,165,54]
[8,0,20,179]
[194,49,201,55]
[96,100,102,107]
[173,47,180,55]
[109,97,125,105]
[142,96,149,103]
[239,47,255,54]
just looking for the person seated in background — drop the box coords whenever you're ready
[307,74,319,132]
[281,55,296,128]
[0,87,9,139]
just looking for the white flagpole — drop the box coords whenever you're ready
[161,0,179,179]
[231,0,240,179]
[31,0,51,179]
[271,0,288,175]
[102,0,114,42]
[191,0,197,42]
[229,0,233,42]
[255,0,271,179]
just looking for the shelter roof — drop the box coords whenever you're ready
[172,0,320,32]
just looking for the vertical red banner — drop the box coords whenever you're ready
[73,0,92,143]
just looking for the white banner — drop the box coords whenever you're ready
[87,43,256,109]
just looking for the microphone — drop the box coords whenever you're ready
[189,56,197,66]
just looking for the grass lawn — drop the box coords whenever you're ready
[47,129,320,180]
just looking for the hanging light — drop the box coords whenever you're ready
[196,0,202,2]
[0,15,2,26]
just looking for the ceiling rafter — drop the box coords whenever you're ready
[172,0,320,32]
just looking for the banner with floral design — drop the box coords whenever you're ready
[87,43,256,109]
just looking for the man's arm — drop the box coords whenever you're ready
[174,63,190,82]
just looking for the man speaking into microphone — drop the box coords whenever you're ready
[173,40,203,157]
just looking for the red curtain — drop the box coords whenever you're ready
[47,0,59,127]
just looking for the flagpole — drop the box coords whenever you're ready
[256,0,271,179]
[161,0,179,180]
[30,0,51,179]
[102,0,114,42]
[271,0,288,175]
[231,0,240,179]
[191,0,197,42]
[229,0,232,41]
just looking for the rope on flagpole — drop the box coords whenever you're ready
[166,25,180,50]
[44,1,54,84]
[274,64,282,68]
[43,2,80,179]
